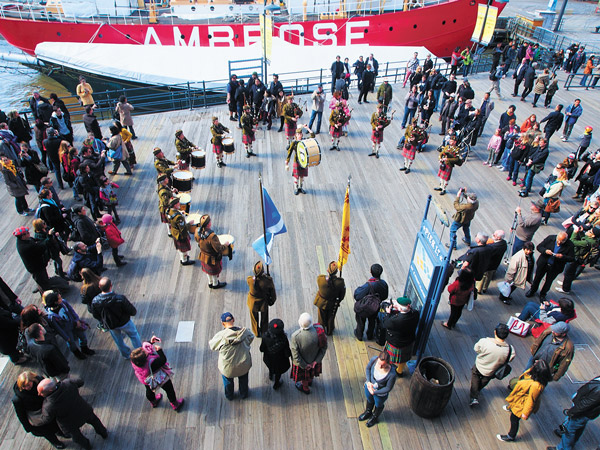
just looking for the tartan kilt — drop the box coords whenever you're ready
[285,122,295,139]
[437,164,453,181]
[291,363,322,382]
[160,212,169,224]
[371,129,383,144]
[173,236,191,252]
[330,126,342,138]
[201,259,222,276]
[292,160,309,178]
[385,341,412,364]
[242,133,255,145]
[212,144,223,155]
[402,145,416,160]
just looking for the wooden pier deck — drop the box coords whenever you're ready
[0,71,599,450]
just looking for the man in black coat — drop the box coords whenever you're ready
[353,56,366,91]
[520,65,536,101]
[38,377,107,450]
[476,230,507,293]
[539,104,564,141]
[440,74,457,113]
[0,304,26,364]
[82,106,102,139]
[42,128,64,189]
[430,70,446,112]
[354,263,388,341]
[269,74,284,99]
[440,95,457,135]
[49,109,73,145]
[526,232,575,301]
[71,206,100,245]
[512,59,530,97]
[80,146,106,182]
[459,232,493,282]
[358,65,375,104]
[25,323,70,378]
[453,98,474,132]
[331,55,344,94]
[520,137,550,197]
[551,376,600,449]
[249,78,266,119]
[382,296,419,377]
[28,92,50,121]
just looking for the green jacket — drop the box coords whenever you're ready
[570,231,599,262]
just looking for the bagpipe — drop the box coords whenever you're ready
[438,145,463,168]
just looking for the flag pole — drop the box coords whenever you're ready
[258,172,270,275]
[339,174,351,278]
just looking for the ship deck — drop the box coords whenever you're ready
[0,71,599,450]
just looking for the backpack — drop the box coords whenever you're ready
[353,283,381,318]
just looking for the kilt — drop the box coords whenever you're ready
[173,236,191,252]
[371,129,383,144]
[201,259,222,276]
[292,160,308,178]
[385,341,412,364]
[285,122,295,139]
[212,144,223,155]
[160,212,169,224]
[402,145,416,160]
[437,163,453,181]
[330,126,342,138]
[228,102,237,113]
[291,362,322,382]
[242,133,255,145]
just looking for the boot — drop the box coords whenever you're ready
[358,401,374,421]
[81,345,95,356]
[366,406,384,427]
[115,256,128,267]
[150,393,163,408]
[170,398,185,412]
[72,348,87,360]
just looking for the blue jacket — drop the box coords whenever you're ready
[365,356,397,396]
[67,246,103,280]
[565,103,583,125]
[45,300,81,344]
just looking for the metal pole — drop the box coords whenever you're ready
[554,0,568,32]
[258,173,270,275]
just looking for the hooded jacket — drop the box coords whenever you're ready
[209,326,254,378]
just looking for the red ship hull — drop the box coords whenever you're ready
[0,0,506,58]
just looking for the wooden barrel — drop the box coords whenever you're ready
[409,356,455,418]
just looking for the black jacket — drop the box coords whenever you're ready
[0,307,20,355]
[536,235,575,272]
[80,153,104,181]
[539,111,564,132]
[498,112,517,130]
[457,85,474,100]
[91,291,137,329]
[17,238,48,274]
[513,62,529,82]
[72,214,99,245]
[460,244,493,281]
[382,308,419,348]
[38,199,69,235]
[83,113,102,139]
[527,144,549,166]
[269,80,284,98]
[354,278,389,302]
[523,67,536,88]
[431,73,447,90]
[28,96,50,120]
[12,377,60,436]
[42,136,62,163]
[442,79,457,98]
[441,99,457,120]
[361,71,375,91]
[486,239,508,272]
[27,339,70,377]
[49,115,73,136]
[331,60,344,78]
[567,378,600,419]
[39,378,95,431]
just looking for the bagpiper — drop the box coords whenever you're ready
[167,197,195,265]
[400,119,425,173]
[435,135,462,195]
[157,173,177,236]
[286,124,315,195]
[282,95,302,145]
[174,129,197,169]
[153,147,176,176]
[210,116,230,168]
[240,105,257,158]
[329,102,348,151]
[368,103,391,158]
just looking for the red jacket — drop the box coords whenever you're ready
[104,222,124,248]
[447,279,474,306]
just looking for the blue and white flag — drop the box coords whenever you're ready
[252,187,287,265]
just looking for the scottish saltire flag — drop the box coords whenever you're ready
[252,187,287,265]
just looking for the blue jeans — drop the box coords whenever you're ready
[523,168,536,193]
[462,64,471,77]
[512,236,525,255]
[364,383,388,408]
[433,89,441,111]
[500,147,511,168]
[402,107,417,127]
[64,326,88,351]
[580,74,589,86]
[450,220,471,246]
[109,319,142,358]
[222,372,249,400]
[558,415,590,450]
[519,301,541,321]
[308,110,323,133]
[502,154,512,171]
[508,159,521,182]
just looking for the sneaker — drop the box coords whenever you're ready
[498,167,506,172]
[151,393,163,408]
[502,404,511,412]
[497,434,514,442]
[170,398,185,412]
[506,176,511,181]
[469,398,479,407]
[512,181,517,186]
[555,287,570,294]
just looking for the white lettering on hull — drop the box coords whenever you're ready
[208,25,234,47]
[144,27,162,45]
[173,26,200,46]
[347,20,368,44]
[313,23,337,45]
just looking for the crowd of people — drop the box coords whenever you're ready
[1,40,600,449]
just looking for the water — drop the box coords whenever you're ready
[0,39,72,114]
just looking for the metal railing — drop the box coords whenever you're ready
[564,72,600,91]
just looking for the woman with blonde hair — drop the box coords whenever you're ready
[542,166,568,224]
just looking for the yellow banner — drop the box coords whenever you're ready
[471,4,498,45]
[338,185,350,269]
[259,14,273,62]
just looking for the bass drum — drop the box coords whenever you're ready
[297,138,321,168]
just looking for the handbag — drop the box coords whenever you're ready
[107,144,123,161]
[545,198,561,213]
[507,316,531,337]
[34,162,49,176]
[466,290,475,311]
[497,281,512,297]
[144,360,170,390]
[494,345,513,380]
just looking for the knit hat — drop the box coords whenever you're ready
[396,296,411,306]
[532,199,545,210]
[101,214,113,225]
[221,312,234,322]
[585,126,593,133]
[268,318,285,335]
[551,321,569,335]
[253,261,264,276]
[13,227,29,237]
[153,147,163,156]
[327,261,338,275]
[175,129,183,137]
[157,174,168,183]
[200,214,210,228]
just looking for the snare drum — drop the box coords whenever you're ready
[172,170,193,192]
[218,234,235,259]
[222,138,235,154]
[297,138,321,168]
[186,213,202,234]
[176,193,191,214]
[191,150,206,169]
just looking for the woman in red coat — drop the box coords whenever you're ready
[442,268,475,330]
[100,214,126,267]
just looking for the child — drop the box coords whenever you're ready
[575,126,593,160]
[485,129,502,166]
[98,176,120,224]
[100,214,126,267]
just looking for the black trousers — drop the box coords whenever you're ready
[530,262,562,296]
[358,87,370,103]
[145,379,178,403]
[470,365,494,399]
[66,413,106,450]
[508,412,521,439]
[355,312,377,339]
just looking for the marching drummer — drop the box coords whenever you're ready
[195,214,230,289]
[283,95,300,145]
[241,105,257,158]
[285,124,315,195]
[174,129,197,169]
[369,103,391,158]
[210,116,230,168]
[167,197,195,266]
[157,174,177,236]
[154,147,176,176]
[435,134,462,195]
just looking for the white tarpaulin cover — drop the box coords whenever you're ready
[60,0,137,17]
[35,40,435,86]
